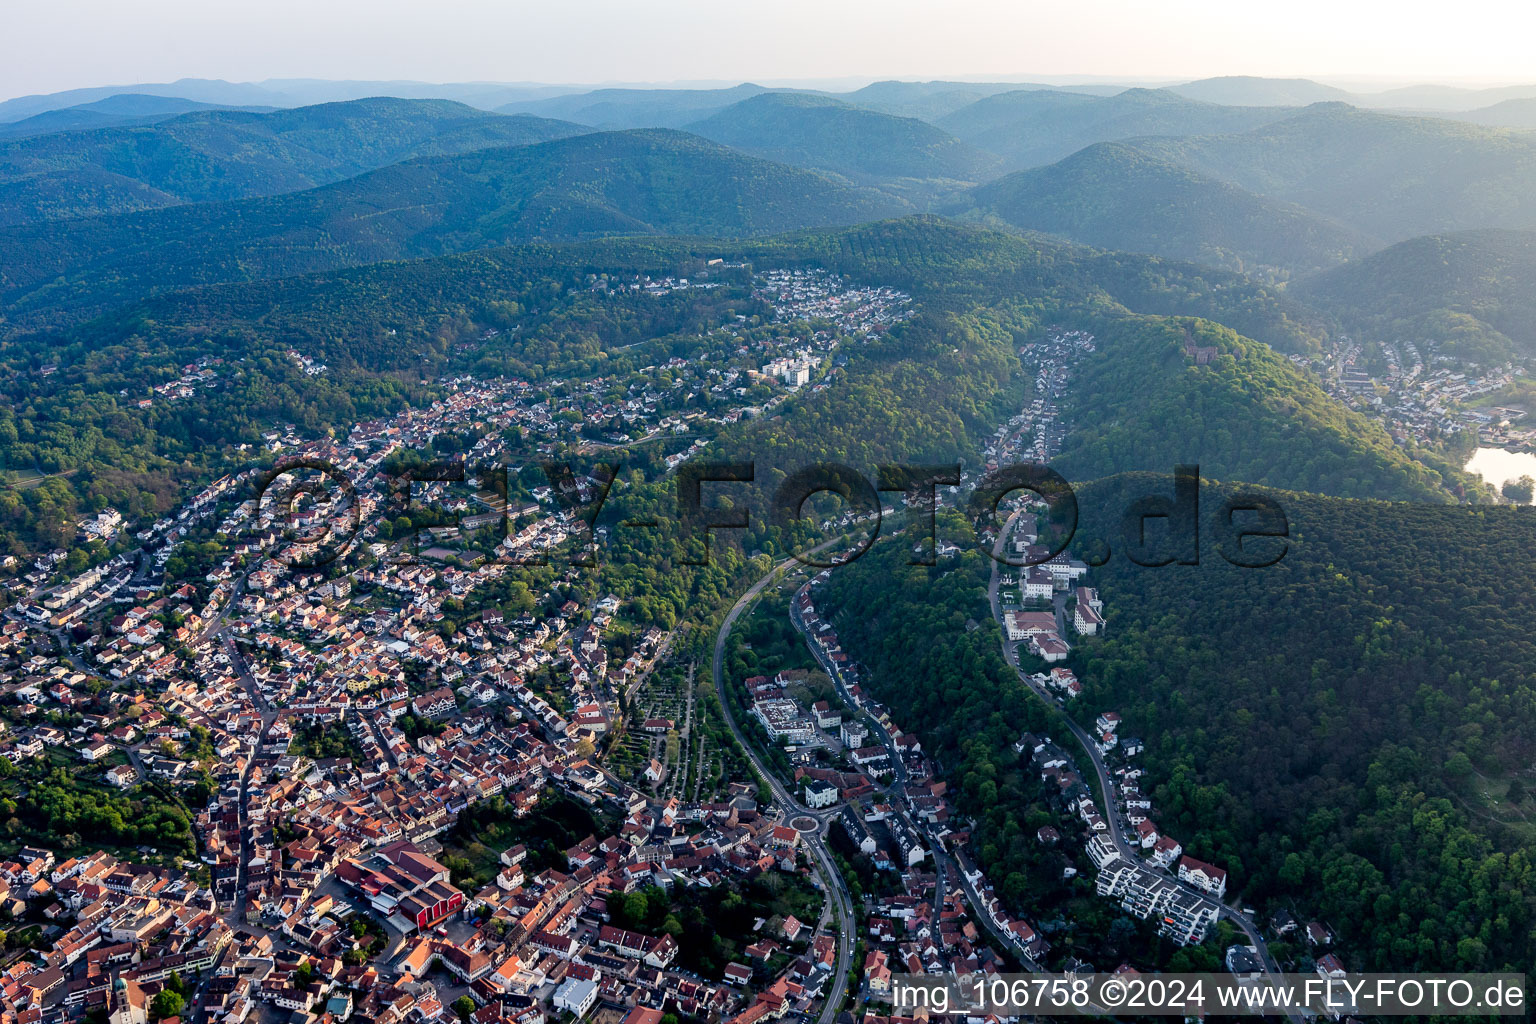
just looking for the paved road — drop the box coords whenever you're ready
[785,557,1143,1022]
[222,633,277,927]
[789,575,1055,973]
[789,591,906,790]
[190,573,244,647]
[711,547,854,1024]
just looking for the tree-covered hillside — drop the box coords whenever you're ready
[816,477,1536,973]
[1053,315,1469,501]
[937,87,1293,170]
[687,92,1001,186]
[1294,228,1536,364]
[498,84,777,128]
[3,215,1325,380]
[1168,76,1353,107]
[0,94,253,141]
[0,129,910,330]
[837,80,1057,122]
[960,142,1376,279]
[0,97,586,225]
[0,217,1336,555]
[1134,104,1536,243]
[1453,97,1536,131]
[1068,475,1536,971]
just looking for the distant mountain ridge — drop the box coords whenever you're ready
[0,96,587,226]
[937,87,1296,169]
[1357,81,1536,110]
[9,76,1536,128]
[1450,97,1536,130]
[838,79,1122,120]
[0,77,586,122]
[0,128,909,329]
[959,142,1376,277]
[1131,103,1536,242]
[686,92,1002,186]
[0,94,268,141]
[1170,76,1354,107]
[498,84,782,128]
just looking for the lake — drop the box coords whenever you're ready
[1464,447,1536,502]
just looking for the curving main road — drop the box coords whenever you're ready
[712,547,855,1024]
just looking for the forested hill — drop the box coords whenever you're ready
[1454,97,1536,131]
[0,94,254,141]
[959,142,1376,279]
[1052,315,1469,502]
[686,92,1002,185]
[816,480,1536,972]
[0,217,1335,554]
[1068,475,1536,971]
[0,129,910,331]
[1132,104,1536,243]
[836,80,1051,122]
[745,216,1326,355]
[497,83,775,129]
[936,87,1293,170]
[1168,75,1353,107]
[4,216,1325,383]
[1293,228,1536,364]
[0,97,587,226]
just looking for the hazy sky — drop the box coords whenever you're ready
[6,0,1535,100]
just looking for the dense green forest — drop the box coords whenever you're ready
[812,478,1536,972]
[1295,228,1536,364]
[1053,315,1471,501]
[1067,474,1536,971]
[704,299,1027,498]
[959,142,1375,279]
[586,221,1346,626]
[819,517,1064,890]
[743,216,1326,354]
[814,517,1219,969]
[0,96,586,226]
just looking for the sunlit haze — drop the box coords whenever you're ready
[5,0,1535,100]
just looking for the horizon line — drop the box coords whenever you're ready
[6,71,1536,107]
